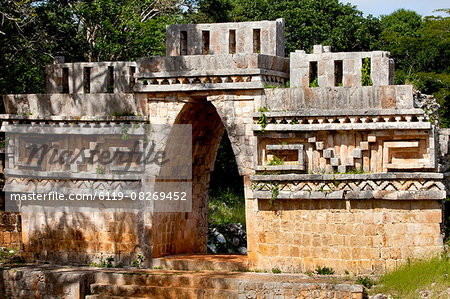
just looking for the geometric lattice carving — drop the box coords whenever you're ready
[383,140,430,171]
[257,144,305,171]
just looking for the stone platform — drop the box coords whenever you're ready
[0,263,365,299]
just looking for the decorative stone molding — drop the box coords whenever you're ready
[251,173,446,200]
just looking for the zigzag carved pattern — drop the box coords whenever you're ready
[251,179,445,192]
[6,178,141,190]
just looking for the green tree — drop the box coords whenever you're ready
[193,0,381,53]
[380,9,425,71]
[380,9,450,127]
[69,0,183,62]
[0,1,53,95]
[274,0,381,53]
[190,0,232,23]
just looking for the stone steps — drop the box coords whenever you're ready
[89,269,241,298]
[152,254,248,271]
[89,283,238,298]
[84,266,365,299]
[94,271,239,289]
[0,264,367,299]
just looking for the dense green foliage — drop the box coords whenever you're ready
[0,0,183,95]
[209,188,246,227]
[379,9,450,127]
[361,57,373,86]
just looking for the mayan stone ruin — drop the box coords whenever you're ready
[0,18,449,277]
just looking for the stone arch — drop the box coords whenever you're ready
[152,97,235,257]
[208,96,256,177]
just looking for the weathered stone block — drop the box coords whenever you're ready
[330,158,340,166]
[352,148,362,158]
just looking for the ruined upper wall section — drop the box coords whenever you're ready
[165,19,285,57]
[46,61,137,94]
[290,45,395,88]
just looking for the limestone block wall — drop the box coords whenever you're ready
[262,85,414,111]
[166,19,285,57]
[248,198,443,274]
[137,54,288,75]
[290,46,395,88]
[0,111,192,265]
[46,61,137,94]
[0,212,21,250]
[0,266,93,298]
[1,115,152,264]
[3,94,145,117]
[19,208,143,265]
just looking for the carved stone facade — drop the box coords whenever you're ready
[1,19,448,273]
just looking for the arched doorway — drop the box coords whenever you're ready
[152,97,242,257]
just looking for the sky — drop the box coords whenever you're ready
[344,0,448,17]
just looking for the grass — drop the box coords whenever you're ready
[371,253,450,298]
[208,188,246,227]
[334,167,366,174]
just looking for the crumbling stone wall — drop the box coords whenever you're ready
[439,129,450,173]
[439,128,450,197]
[46,61,137,94]
[290,45,394,88]
[166,19,285,56]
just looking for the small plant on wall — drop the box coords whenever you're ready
[315,265,335,275]
[258,106,269,133]
[268,182,280,206]
[309,77,319,87]
[361,57,373,86]
[266,155,284,166]
[133,254,144,268]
